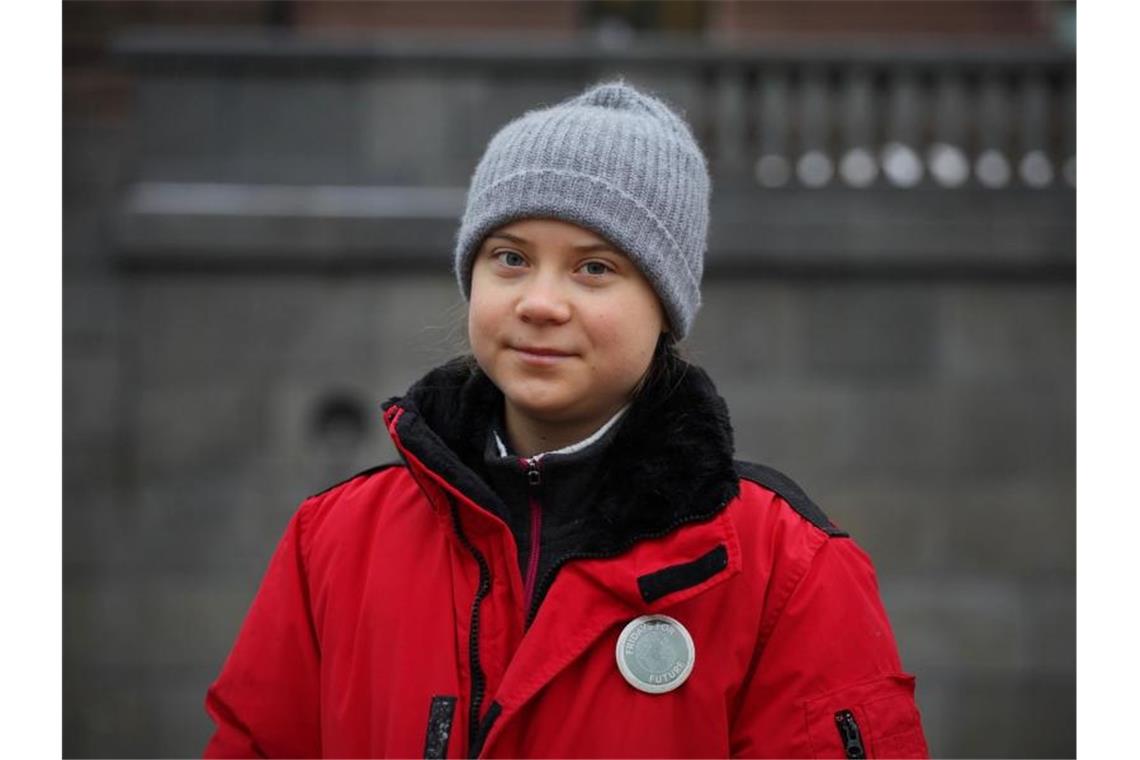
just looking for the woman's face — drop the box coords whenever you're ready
[468,217,667,433]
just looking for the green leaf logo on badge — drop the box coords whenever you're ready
[615,614,696,694]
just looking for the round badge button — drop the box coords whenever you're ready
[615,614,696,694]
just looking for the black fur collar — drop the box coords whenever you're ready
[384,355,740,546]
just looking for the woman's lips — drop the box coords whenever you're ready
[510,346,575,365]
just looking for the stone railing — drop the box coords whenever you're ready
[704,44,1074,192]
[111,30,1075,275]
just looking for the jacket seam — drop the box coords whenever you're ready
[292,499,324,699]
[734,462,848,538]
[307,461,404,501]
[297,497,318,571]
[757,530,829,648]
[730,533,828,747]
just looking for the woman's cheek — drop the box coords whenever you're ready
[467,287,498,342]
[587,312,624,345]
[467,309,495,370]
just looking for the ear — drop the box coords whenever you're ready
[656,301,671,335]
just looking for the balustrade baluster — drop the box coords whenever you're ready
[1061,76,1075,187]
[1017,72,1054,188]
[928,70,971,188]
[838,66,878,188]
[714,66,748,180]
[882,70,925,187]
[975,70,1014,188]
[796,66,833,188]
[753,67,792,188]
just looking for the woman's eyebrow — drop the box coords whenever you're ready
[572,241,618,253]
[487,232,616,253]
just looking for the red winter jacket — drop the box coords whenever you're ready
[204,360,929,758]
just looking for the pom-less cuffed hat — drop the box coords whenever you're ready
[453,79,711,339]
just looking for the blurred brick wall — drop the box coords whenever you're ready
[708,0,1054,39]
[294,0,580,32]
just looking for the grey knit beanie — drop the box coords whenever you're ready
[453,78,710,339]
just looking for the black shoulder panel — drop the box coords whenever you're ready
[733,460,849,537]
[307,461,404,500]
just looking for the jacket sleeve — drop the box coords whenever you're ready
[203,500,322,759]
[729,534,929,759]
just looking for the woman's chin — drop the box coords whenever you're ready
[504,395,578,425]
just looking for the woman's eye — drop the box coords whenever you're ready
[496,251,526,267]
[582,261,612,276]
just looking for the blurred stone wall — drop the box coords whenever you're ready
[63,13,1074,758]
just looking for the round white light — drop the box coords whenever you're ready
[754,154,791,188]
[796,150,834,188]
[839,147,878,188]
[927,142,970,188]
[881,142,924,187]
[975,149,1011,188]
[1019,150,1054,188]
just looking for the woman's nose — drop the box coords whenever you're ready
[515,276,571,324]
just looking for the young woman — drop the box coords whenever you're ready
[204,80,929,758]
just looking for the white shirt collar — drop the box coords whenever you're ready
[492,404,630,460]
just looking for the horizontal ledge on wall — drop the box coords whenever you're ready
[123,182,467,220]
[110,28,1075,71]
[112,182,1074,281]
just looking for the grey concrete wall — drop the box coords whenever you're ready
[693,279,1074,756]
[64,264,1074,757]
[64,36,1074,758]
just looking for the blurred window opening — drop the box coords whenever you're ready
[311,393,368,444]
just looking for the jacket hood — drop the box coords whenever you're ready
[382,355,741,547]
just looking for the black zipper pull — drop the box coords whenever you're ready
[525,457,541,486]
[834,709,866,759]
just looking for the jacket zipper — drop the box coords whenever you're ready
[521,456,543,621]
[524,498,733,627]
[386,406,499,758]
[445,495,493,758]
[393,403,733,754]
[834,709,867,759]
